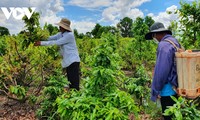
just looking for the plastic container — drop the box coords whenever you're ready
[176,50,200,99]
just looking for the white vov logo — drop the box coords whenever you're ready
[1,7,36,20]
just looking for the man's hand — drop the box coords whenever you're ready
[34,41,41,46]
[157,95,161,99]
[172,86,178,94]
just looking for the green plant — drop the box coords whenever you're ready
[56,89,139,120]
[125,65,151,106]
[164,96,200,120]
[9,85,26,100]
[0,34,59,103]
[0,36,6,56]
[55,33,139,120]
[37,70,68,120]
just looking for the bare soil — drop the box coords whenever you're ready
[0,94,158,120]
[0,70,156,120]
[0,95,37,120]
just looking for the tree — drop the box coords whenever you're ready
[21,8,41,48]
[178,0,200,49]
[133,17,150,37]
[144,16,154,28]
[130,17,156,67]
[74,29,91,39]
[168,21,179,37]
[132,17,149,61]
[73,29,79,39]
[22,8,40,33]
[117,17,133,37]
[101,26,118,35]
[78,33,85,39]
[21,8,49,48]
[91,23,102,38]
[44,23,58,35]
[85,32,92,38]
[91,23,118,38]
[0,26,10,36]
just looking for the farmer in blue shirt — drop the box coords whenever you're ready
[34,18,80,91]
[145,22,180,120]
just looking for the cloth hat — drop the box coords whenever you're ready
[55,18,72,32]
[145,22,172,40]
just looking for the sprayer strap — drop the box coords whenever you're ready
[164,39,180,51]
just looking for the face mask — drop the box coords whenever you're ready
[153,37,159,44]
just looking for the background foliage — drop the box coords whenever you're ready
[1,1,200,119]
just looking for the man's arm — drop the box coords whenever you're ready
[34,33,73,46]
[152,44,173,95]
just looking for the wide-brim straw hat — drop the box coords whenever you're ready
[145,22,172,40]
[55,18,72,32]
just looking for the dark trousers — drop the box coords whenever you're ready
[160,94,178,120]
[65,62,80,90]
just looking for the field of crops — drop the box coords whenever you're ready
[1,1,200,119]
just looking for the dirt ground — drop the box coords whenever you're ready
[0,94,160,120]
[0,95,37,120]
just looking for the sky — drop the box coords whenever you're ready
[0,0,192,35]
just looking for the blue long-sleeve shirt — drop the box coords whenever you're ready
[151,34,180,102]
